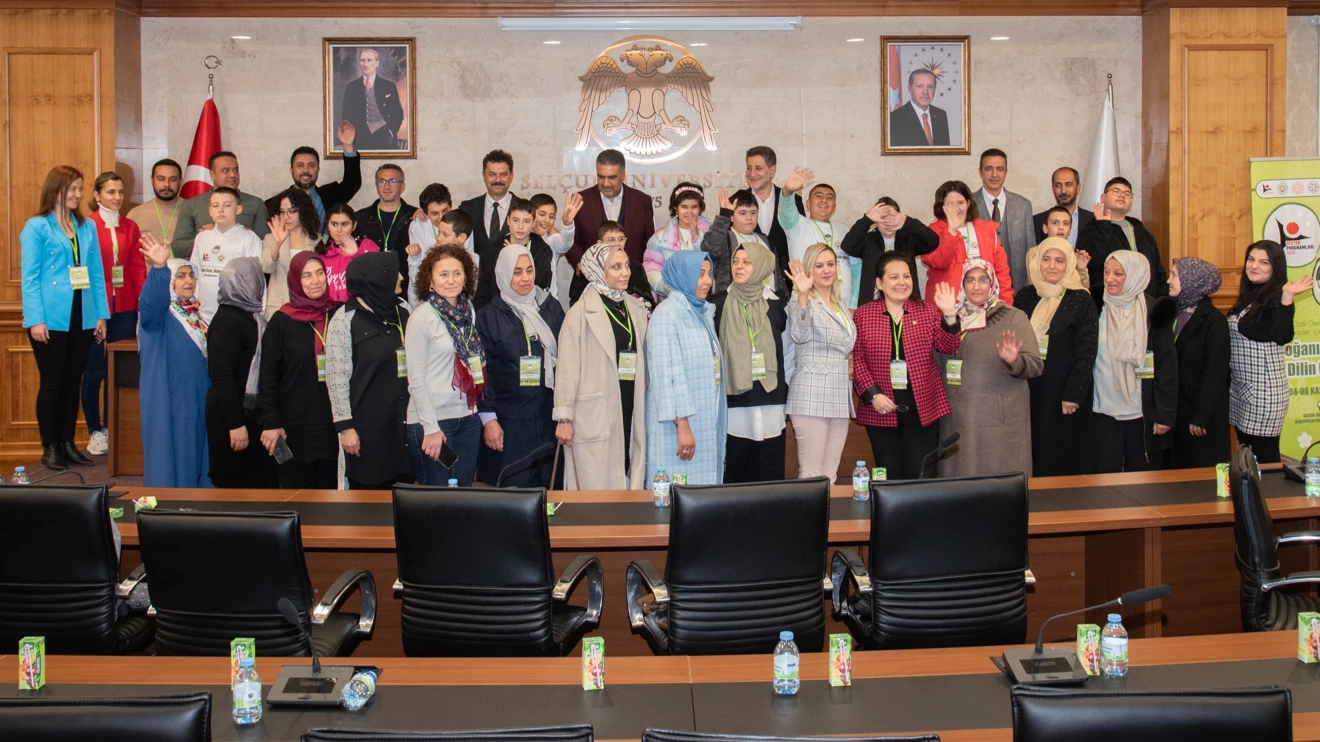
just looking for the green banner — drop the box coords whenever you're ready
[1251,158,1320,460]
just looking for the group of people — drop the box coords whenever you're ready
[19,137,1308,490]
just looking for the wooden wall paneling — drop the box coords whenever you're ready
[1083,528,1153,637]
[1142,9,1171,276]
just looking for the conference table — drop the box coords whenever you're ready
[4,632,1320,740]
[109,466,1320,657]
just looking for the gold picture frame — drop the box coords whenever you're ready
[880,36,971,156]
[323,37,416,159]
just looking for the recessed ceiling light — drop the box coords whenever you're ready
[990,36,1010,41]
[231,35,251,40]
[690,42,708,47]
[846,38,865,42]
[543,40,561,45]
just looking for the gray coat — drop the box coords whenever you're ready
[939,302,1043,478]
[973,187,1033,294]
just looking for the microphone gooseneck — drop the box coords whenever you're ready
[277,597,321,675]
[1031,584,1170,655]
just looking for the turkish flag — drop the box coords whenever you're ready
[180,97,222,200]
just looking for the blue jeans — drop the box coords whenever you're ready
[407,414,480,486]
[82,311,137,432]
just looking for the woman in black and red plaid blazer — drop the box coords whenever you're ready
[853,254,961,479]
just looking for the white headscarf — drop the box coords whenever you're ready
[954,258,1000,331]
[164,258,207,359]
[1101,250,1151,398]
[495,246,558,389]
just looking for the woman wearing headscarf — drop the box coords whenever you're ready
[1014,237,1099,476]
[259,251,340,489]
[712,242,787,483]
[555,242,649,489]
[645,251,727,484]
[137,233,210,487]
[939,259,1042,478]
[1166,257,1229,468]
[475,246,566,487]
[206,256,277,488]
[1092,251,1178,473]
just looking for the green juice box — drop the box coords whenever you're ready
[1216,463,1230,499]
[672,473,687,486]
[829,633,852,687]
[231,637,256,687]
[1299,613,1320,663]
[19,636,44,690]
[871,468,887,482]
[582,637,605,690]
[1076,624,1101,675]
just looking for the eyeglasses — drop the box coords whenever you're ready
[278,208,300,216]
[376,178,403,186]
[1106,188,1133,198]
[962,276,992,285]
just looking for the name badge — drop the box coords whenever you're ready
[468,355,485,385]
[316,353,327,383]
[889,359,909,391]
[618,351,637,380]
[751,350,766,382]
[946,359,963,386]
[1135,351,1155,380]
[69,266,91,290]
[1038,335,1049,360]
[713,354,722,386]
[396,348,407,378]
[111,265,124,288]
[520,355,542,386]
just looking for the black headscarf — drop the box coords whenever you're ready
[346,252,403,321]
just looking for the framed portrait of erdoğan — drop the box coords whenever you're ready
[881,36,971,156]
[323,37,416,159]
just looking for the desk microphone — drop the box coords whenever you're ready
[918,433,960,479]
[277,597,321,675]
[1030,584,1170,656]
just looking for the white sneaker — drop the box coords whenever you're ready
[87,429,109,455]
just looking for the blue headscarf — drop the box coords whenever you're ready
[661,250,710,312]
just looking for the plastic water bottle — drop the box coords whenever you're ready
[1306,458,1320,498]
[773,630,800,695]
[851,461,870,501]
[1100,613,1129,677]
[10,467,28,485]
[447,478,458,488]
[341,669,378,711]
[653,468,671,507]
[232,656,262,724]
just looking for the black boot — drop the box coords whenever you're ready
[61,441,93,467]
[41,443,68,471]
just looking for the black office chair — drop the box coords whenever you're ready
[1231,443,1320,631]
[136,509,375,657]
[1010,685,1291,741]
[832,472,1031,650]
[391,485,603,657]
[302,726,593,741]
[0,691,210,741]
[0,484,153,654]
[644,732,938,742]
[626,478,831,656]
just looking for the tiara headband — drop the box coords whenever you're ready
[674,185,704,197]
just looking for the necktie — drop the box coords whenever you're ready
[489,202,501,242]
[991,198,1001,223]
[921,112,933,146]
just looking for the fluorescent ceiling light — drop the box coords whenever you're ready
[543,40,561,44]
[690,42,708,47]
[231,35,251,40]
[846,38,864,42]
[990,36,1010,40]
[498,17,802,32]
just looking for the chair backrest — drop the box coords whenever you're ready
[664,478,831,655]
[137,510,315,656]
[301,725,593,741]
[1229,444,1280,631]
[0,485,122,653]
[1010,685,1292,742]
[392,485,556,656]
[643,731,938,742]
[866,472,1028,649]
[0,692,211,742]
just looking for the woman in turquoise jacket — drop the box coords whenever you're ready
[20,166,109,471]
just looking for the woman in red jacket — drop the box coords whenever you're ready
[921,180,1014,305]
[82,171,145,455]
[853,253,960,479]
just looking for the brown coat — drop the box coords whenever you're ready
[553,288,649,489]
[939,302,1043,478]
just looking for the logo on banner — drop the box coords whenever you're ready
[574,37,718,164]
[1257,179,1320,199]
[1264,203,1319,268]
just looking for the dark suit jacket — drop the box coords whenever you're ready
[460,193,514,272]
[341,76,404,142]
[760,186,804,295]
[1032,205,1094,246]
[310,153,362,212]
[839,215,939,307]
[568,184,656,267]
[889,102,950,147]
[355,198,415,284]
[1077,215,1169,308]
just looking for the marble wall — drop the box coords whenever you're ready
[139,16,1145,227]
[1288,15,1319,158]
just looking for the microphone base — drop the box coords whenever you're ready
[1000,646,1092,686]
[265,663,358,706]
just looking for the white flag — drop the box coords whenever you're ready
[1080,83,1121,212]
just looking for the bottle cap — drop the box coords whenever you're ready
[856,461,865,466]
[14,467,24,472]
[1107,613,1122,623]
[447,479,458,485]
[239,657,255,667]
[1310,458,1319,464]
[779,630,793,641]
[658,467,666,473]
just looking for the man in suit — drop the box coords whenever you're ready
[340,48,404,151]
[1032,166,1094,249]
[888,70,950,147]
[287,121,362,232]
[459,150,518,308]
[741,146,804,295]
[567,149,655,268]
[972,148,1033,295]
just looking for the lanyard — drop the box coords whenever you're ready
[602,301,634,351]
[154,199,178,244]
[810,219,834,247]
[429,220,438,246]
[310,317,328,349]
[436,306,477,356]
[377,204,401,251]
[891,312,903,358]
[739,303,765,350]
[392,308,406,346]
[70,230,81,266]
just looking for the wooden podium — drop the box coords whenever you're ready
[106,339,142,476]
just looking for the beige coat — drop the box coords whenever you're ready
[261,228,314,319]
[553,289,649,489]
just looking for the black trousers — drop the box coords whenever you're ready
[277,459,337,489]
[1235,429,1282,464]
[29,294,94,446]
[865,421,941,480]
[724,432,787,483]
[1093,414,1154,473]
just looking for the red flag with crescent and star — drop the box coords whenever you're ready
[180,96,222,200]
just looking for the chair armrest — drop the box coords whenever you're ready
[625,559,667,630]
[1262,571,1320,592]
[116,563,146,599]
[312,569,377,636]
[554,554,604,625]
[392,579,403,593]
[1025,569,1037,586]
[1278,532,1320,547]
[830,548,870,616]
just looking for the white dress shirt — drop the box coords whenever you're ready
[754,189,775,236]
[981,189,1005,222]
[601,192,622,222]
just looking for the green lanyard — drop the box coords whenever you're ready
[739,303,765,351]
[602,301,634,351]
[435,307,477,356]
[810,219,834,247]
[891,313,903,360]
[392,308,405,346]
[310,317,328,350]
[70,231,80,265]
[377,204,401,251]
[154,199,178,244]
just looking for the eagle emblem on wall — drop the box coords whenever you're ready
[575,37,718,164]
